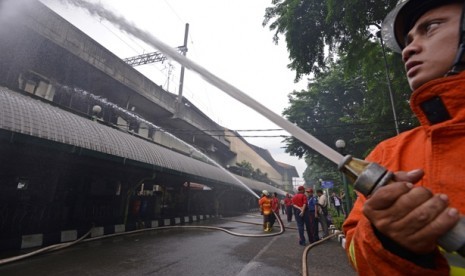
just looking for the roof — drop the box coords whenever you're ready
[0,87,285,196]
[276,161,300,178]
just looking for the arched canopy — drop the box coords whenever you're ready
[0,87,284,196]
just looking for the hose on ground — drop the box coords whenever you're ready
[0,211,285,266]
[302,228,342,276]
[0,228,92,265]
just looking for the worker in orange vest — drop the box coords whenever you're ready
[258,190,272,232]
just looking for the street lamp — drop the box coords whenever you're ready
[335,139,346,151]
[335,139,353,214]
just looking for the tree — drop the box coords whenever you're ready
[283,59,366,183]
[236,160,254,177]
[253,168,270,184]
[263,0,399,81]
[235,161,272,184]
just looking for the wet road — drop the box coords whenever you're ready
[0,213,356,276]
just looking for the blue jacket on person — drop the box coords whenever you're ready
[307,196,317,212]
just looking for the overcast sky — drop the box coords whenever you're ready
[41,0,309,176]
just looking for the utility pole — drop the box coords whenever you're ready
[122,24,190,118]
[376,28,400,135]
[175,23,189,117]
[366,23,400,135]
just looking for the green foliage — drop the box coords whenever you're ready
[263,0,399,81]
[329,208,345,230]
[253,168,270,183]
[263,0,336,81]
[236,160,271,183]
[236,160,254,177]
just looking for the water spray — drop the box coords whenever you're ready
[61,0,465,258]
[54,84,259,197]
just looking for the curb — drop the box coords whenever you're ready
[338,233,346,249]
[329,225,346,249]
[1,214,216,252]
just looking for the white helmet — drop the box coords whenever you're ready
[262,190,269,196]
[382,0,463,53]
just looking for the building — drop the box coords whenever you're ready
[0,0,299,251]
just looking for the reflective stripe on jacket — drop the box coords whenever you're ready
[343,71,465,275]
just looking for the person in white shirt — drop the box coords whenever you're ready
[331,192,344,217]
[316,189,329,238]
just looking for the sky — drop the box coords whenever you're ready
[41,0,309,177]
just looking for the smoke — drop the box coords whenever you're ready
[0,0,33,27]
[59,0,187,66]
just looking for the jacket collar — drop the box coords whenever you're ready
[411,71,465,127]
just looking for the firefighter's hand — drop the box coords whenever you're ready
[363,169,460,254]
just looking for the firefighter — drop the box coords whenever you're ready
[343,0,465,274]
[258,190,272,232]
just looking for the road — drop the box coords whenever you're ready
[0,213,355,276]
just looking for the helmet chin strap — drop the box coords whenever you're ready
[447,1,465,75]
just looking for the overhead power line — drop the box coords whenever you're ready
[159,119,404,134]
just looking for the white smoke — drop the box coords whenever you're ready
[0,0,33,27]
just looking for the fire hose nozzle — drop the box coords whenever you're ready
[338,155,393,197]
[338,155,465,257]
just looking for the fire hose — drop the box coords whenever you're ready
[0,211,285,266]
[0,213,346,276]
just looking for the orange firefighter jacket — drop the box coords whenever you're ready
[343,71,465,275]
[259,196,272,215]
